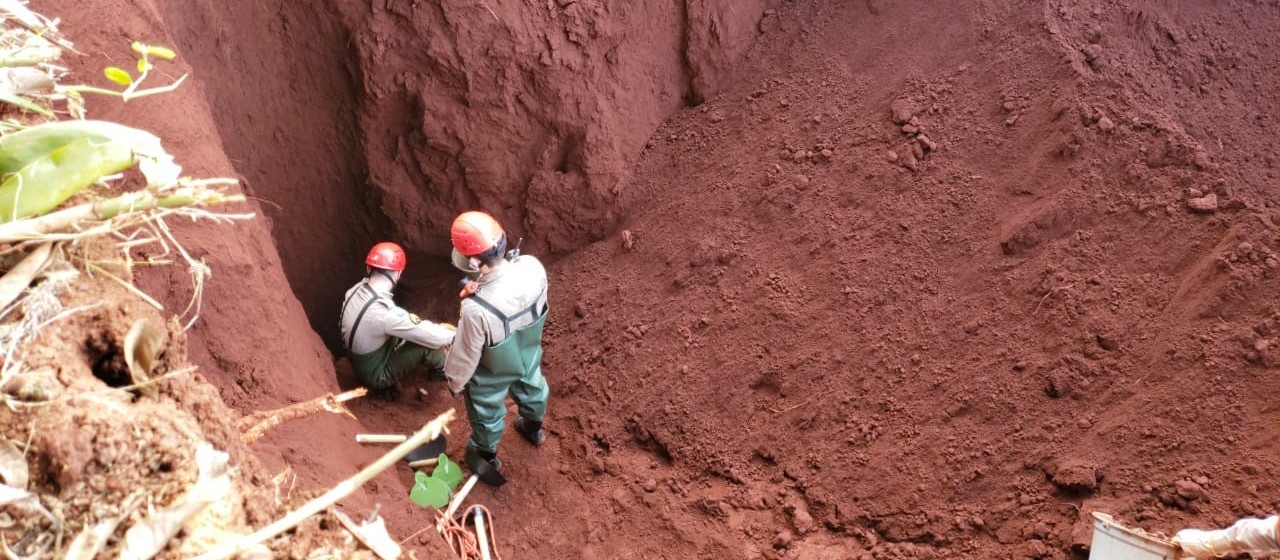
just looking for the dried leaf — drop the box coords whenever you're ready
[0,242,51,313]
[119,444,230,560]
[0,0,46,30]
[0,438,27,489]
[332,509,401,560]
[0,67,56,96]
[123,319,166,394]
[64,494,141,560]
[0,482,29,505]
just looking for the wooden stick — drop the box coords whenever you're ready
[476,508,491,560]
[355,434,407,444]
[239,387,368,445]
[442,475,478,524]
[406,458,439,469]
[192,409,455,560]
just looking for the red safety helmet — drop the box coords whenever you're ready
[451,211,505,257]
[365,242,406,271]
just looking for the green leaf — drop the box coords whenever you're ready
[0,120,163,177]
[409,476,452,509]
[0,93,54,118]
[430,453,464,490]
[136,59,153,73]
[103,67,132,86]
[130,42,177,60]
[0,136,135,222]
[144,45,177,60]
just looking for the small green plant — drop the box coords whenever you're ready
[409,454,465,509]
[59,41,187,113]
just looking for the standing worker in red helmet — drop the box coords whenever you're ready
[445,211,550,484]
[340,242,457,391]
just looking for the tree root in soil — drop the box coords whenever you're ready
[237,387,367,445]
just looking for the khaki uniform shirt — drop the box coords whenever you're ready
[445,255,548,393]
[340,279,455,355]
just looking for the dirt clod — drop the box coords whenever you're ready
[890,99,916,124]
[1046,459,1101,492]
[1187,193,1219,212]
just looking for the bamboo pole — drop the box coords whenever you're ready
[192,409,455,560]
[0,189,245,242]
[355,434,407,444]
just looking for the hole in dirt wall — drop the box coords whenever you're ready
[150,0,383,351]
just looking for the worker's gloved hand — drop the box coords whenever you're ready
[1173,516,1280,558]
[1174,528,1231,557]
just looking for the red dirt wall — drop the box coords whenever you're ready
[335,0,772,258]
[147,0,378,351]
[42,0,401,516]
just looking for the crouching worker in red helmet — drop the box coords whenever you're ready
[340,242,456,391]
[445,211,549,485]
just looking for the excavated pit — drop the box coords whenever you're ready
[147,0,771,351]
[38,0,1280,558]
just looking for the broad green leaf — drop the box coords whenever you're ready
[0,93,53,118]
[103,66,132,86]
[0,136,135,222]
[409,476,452,509]
[136,59,153,73]
[430,453,464,490]
[0,120,162,177]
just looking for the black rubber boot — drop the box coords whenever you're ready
[514,417,546,447]
[460,447,499,475]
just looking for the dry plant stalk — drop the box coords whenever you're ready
[238,387,368,445]
[191,408,456,560]
[0,242,50,312]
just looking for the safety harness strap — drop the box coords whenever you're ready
[468,287,546,341]
[343,284,382,351]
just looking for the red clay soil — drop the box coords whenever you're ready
[41,0,406,522]
[29,0,1280,559]
[397,0,1280,558]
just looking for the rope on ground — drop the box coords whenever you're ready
[435,505,501,560]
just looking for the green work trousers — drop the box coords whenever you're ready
[349,338,446,390]
[464,312,549,454]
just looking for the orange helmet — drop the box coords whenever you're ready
[365,242,406,271]
[451,211,506,258]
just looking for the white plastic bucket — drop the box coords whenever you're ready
[1089,512,1179,560]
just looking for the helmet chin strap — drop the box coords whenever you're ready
[371,268,399,287]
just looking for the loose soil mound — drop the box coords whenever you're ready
[395,0,1280,558]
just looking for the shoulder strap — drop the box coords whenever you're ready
[344,285,382,351]
[467,284,548,340]
[467,293,511,339]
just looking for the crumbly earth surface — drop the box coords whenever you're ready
[7,0,1280,559]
